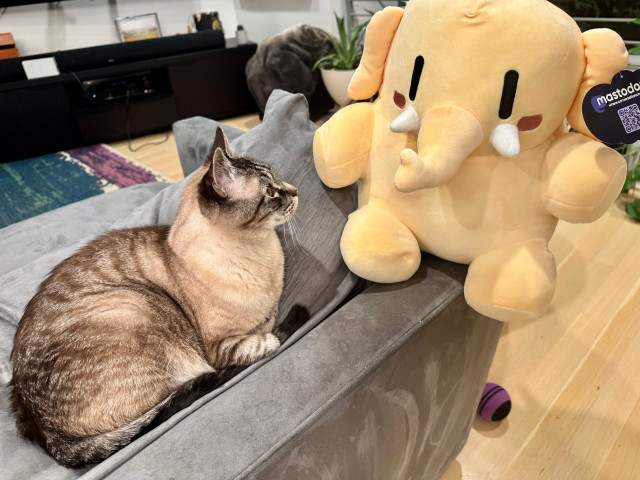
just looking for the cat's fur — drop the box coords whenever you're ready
[10,127,298,467]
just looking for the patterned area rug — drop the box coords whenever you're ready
[0,144,171,228]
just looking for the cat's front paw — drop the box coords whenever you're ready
[240,332,280,365]
[259,333,281,359]
[212,333,281,369]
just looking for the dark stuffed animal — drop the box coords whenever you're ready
[245,25,335,119]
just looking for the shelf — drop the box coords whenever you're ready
[0,41,258,162]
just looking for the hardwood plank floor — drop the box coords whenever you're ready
[441,199,640,480]
[110,122,640,480]
[109,131,183,181]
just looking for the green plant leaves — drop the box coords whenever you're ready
[625,199,640,222]
[622,159,640,195]
[622,175,637,195]
[313,13,367,71]
[619,143,640,221]
[629,19,640,53]
[336,13,348,52]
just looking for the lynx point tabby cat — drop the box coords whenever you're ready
[10,127,298,467]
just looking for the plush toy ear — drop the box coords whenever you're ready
[566,28,628,140]
[348,6,404,101]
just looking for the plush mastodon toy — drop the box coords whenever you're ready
[313,0,628,322]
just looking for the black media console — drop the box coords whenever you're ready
[0,31,258,162]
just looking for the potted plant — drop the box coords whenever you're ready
[619,141,640,221]
[313,13,367,107]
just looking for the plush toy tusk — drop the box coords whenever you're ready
[490,124,520,158]
[390,106,420,133]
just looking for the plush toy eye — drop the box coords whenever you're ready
[499,70,519,119]
[409,56,424,101]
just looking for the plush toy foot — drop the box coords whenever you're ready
[340,205,421,283]
[465,238,557,322]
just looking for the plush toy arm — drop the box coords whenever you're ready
[541,132,626,223]
[313,102,374,188]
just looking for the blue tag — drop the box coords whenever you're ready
[582,69,640,144]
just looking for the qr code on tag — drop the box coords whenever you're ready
[618,103,640,134]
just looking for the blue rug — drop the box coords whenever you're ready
[0,145,170,228]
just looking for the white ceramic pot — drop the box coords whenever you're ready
[320,68,356,107]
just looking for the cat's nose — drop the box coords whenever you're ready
[285,183,298,196]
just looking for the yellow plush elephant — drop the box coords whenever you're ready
[313,0,629,322]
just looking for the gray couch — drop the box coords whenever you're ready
[0,91,502,479]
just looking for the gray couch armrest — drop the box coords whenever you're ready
[93,256,502,480]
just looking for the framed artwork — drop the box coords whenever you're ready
[115,13,162,43]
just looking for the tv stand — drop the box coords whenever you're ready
[0,34,258,162]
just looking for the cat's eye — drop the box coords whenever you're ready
[266,186,277,197]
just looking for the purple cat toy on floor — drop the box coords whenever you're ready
[478,383,511,421]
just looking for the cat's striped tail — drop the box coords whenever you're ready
[13,370,238,468]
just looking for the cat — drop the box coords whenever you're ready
[10,127,298,468]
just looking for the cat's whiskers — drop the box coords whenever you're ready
[294,217,303,244]
[281,225,291,254]
[289,218,303,254]
[283,218,303,258]
[286,223,297,257]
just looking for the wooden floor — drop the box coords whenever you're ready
[441,199,640,480]
[109,121,640,480]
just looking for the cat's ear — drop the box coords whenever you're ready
[211,126,230,155]
[209,147,234,198]
[204,127,230,169]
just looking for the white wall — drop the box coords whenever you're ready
[0,0,361,57]
[233,0,344,44]
[0,0,237,57]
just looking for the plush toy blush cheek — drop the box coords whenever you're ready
[394,91,406,109]
[517,114,543,131]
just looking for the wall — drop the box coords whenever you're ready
[0,0,387,58]
[0,0,237,57]
[233,0,344,44]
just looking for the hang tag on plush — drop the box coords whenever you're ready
[582,69,640,144]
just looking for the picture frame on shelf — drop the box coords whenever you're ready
[115,13,162,43]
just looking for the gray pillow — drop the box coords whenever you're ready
[115,89,360,329]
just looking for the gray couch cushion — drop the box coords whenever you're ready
[0,183,168,279]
